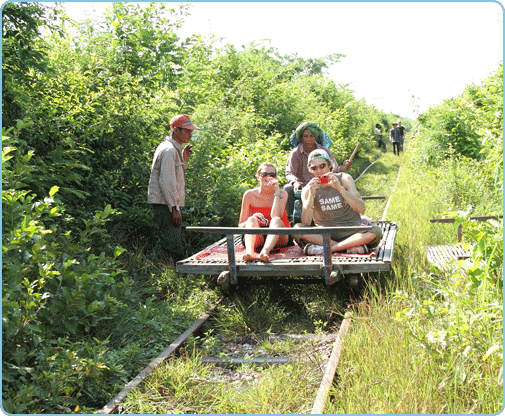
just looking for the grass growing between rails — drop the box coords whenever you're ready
[327,147,503,414]
[343,143,401,221]
[119,353,320,414]
[118,284,352,414]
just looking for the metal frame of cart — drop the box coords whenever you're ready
[176,222,398,288]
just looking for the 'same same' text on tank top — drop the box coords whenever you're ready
[312,173,361,228]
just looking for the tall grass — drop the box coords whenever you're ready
[326,284,502,413]
[328,145,503,414]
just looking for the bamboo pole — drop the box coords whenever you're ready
[349,143,360,162]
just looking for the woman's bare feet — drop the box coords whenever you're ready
[258,252,270,262]
[243,253,261,262]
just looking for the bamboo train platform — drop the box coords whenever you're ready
[177,221,398,290]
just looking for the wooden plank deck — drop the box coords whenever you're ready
[426,216,500,271]
[176,221,398,277]
[426,244,471,270]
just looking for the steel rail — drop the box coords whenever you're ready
[98,298,223,414]
[354,154,384,183]
[381,164,402,222]
[311,310,352,414]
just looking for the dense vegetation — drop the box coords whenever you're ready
[2,2,502,413]
[328,102,503,412]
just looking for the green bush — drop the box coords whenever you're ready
[2,125,132,412]
[395,214,503,391]
[417,102,482,161]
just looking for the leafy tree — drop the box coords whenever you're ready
[416,64,502,164]
[2,2,64,126]
[411,64,502,211]
[83,2,191,90]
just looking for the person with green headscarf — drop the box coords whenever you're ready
[283,121,352,222]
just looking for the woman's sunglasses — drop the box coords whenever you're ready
[259,172,277,178]
[309,163,328,171]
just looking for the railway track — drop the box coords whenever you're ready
[355,152,402,221]
[98,154,400,414]
[98,293,355,414]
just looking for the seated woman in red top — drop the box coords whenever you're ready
[238,162,291,262]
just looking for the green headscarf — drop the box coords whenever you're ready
[289,121,333,148]
[295,121,323,141]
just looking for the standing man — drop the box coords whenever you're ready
[375,123,386,151]
[148,114,199,262]
[389,122,401,156]
[397,120,406,152]
[283,121,352,221]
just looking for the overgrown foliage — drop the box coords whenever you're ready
[415,64,503,165]
[2,1,501,413]
[411,65,503,214]
[2,2,65,126]
[3,2,399,248]
[3,122,131,412]
[2,120,217,413]
[397,217,502,369]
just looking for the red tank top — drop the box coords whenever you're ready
[250,206,291,228]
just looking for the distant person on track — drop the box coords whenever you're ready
[293,149,382,255]
[147,114,198,262]
[239,162,292,262]
[283,121,352,221]
[375,123,386,150]
[389,122,401,156]
[397,120,406,151]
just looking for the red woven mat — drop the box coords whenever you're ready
[192,241,382,261]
